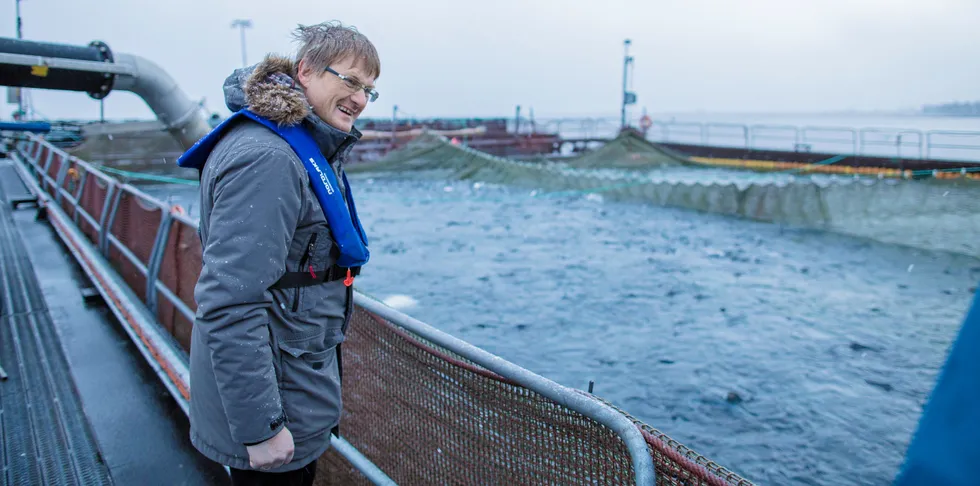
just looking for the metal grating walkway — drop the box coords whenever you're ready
[0,163,113,486]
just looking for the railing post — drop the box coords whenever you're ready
[72,169,89,226]
[41,148,54,175]
[30,137,41,162]
[54,155,71,204]
[145,211,174,314]
[98,183,122,258]
[24,141,43,178]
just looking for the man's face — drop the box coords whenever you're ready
[297,56,376,133]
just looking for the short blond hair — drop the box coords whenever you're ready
[292,21,381,80]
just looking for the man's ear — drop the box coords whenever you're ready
[296,58,312,88]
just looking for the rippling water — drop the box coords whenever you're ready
[146,177,980,486]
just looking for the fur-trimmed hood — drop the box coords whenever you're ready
[223,54,310,125]
[222,54,361,149]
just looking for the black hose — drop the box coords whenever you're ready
[0,37,115,99]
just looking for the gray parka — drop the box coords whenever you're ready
[188,54,362,472]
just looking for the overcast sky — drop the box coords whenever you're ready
[4,0,979,122]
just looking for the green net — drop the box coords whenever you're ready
[349,130,980,259]
[563,130,693,169]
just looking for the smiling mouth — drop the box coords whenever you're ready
[338,106,355,117]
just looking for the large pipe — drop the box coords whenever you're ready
[0,37,210,149]
[110,53,212,148]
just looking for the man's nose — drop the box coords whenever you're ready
[349,89,367,107]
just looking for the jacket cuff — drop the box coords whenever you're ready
[241,412,287,446]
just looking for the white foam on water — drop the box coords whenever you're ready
[382,294,419,310]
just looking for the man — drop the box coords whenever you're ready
[893,283,980,486]
[176,21,379,485]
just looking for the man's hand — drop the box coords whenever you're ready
[246,427,294,470]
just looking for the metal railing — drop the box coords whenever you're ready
[801,126,857,155]
[925,130,980,160]
[648,121,980,162]
[524,117,980,162]
[9,135,400,486]
[7,133,672,486]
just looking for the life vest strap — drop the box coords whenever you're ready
[272,265,360,289]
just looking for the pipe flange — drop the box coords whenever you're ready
[87,40,115,100]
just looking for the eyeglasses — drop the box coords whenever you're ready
[325,67,379,102]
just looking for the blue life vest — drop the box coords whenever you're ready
[177,109,369,269]
[894,284,980,486]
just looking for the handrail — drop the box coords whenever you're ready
[636,119,980,162]
[10,148,193,418]
[801,126,857,155]
[705,123,750,148]
[925,130,980,159]
[858,128,924,159]
[748,124,800,147]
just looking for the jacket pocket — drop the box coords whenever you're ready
[292,233,319,312]
[295,228,343,314]
[268,323,283,383]
[342,285,354,334]
[277,336,342,442]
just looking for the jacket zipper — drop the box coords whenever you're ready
[292,233,318,312]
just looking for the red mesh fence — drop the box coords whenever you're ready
[105,187,163,305]
[314,308,754,485]
[315,309,637,485]
[156,217,202,352]
[19,135,754,486]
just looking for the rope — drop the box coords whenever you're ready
[771,154,848,174]
[909,166,980,177]
[96,164,200,186]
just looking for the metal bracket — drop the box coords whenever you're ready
[72,169,89,226]
[145,211,173,314]
[54,156,71,204]
[40,148,53,177]
[97,183,121,257]
[29,139,41,164]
